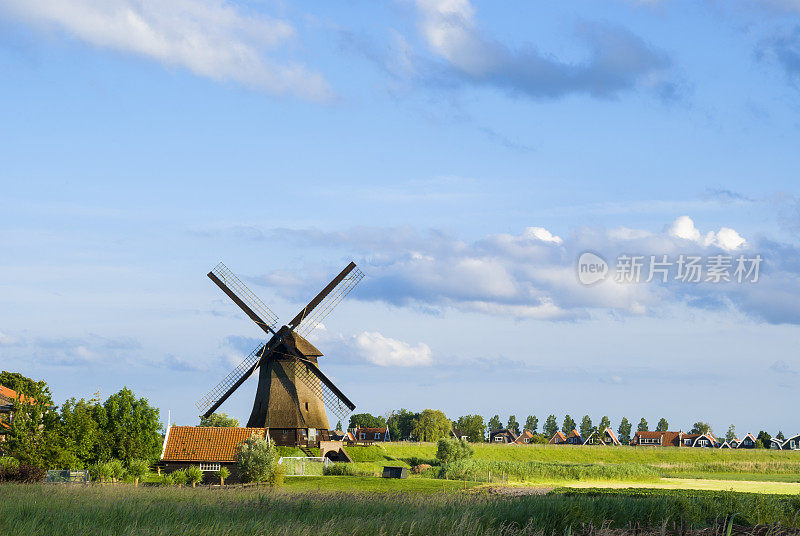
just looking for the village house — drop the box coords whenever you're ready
[0,385,37,446]
[549,431,567,445]
[782,434,800,450]
[583,427,622,446]
[451,428,469,441]
[354,427,390,442]
[514,429,534,444]
[565,430,583,445]
[489,429,518,443]
[160,426,267,484]
[734,433,757,449]
[630,431,720,448]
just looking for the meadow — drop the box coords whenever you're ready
[2,482,800,535]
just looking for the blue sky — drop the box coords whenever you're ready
[1,0,800,437]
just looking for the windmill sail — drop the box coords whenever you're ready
[208,263,279,335]
[290,263,364,337]
[293,358,356,421]
[195,343,269,417]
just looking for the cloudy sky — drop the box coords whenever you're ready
[2,0,800,436]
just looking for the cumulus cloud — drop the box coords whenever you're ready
[0,0,331,100]
[353,331,433,367]
[668,216,746,251]
[412,0,675,99]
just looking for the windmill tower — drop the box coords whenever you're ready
[196,262,363,446]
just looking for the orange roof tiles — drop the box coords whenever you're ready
[161,426,267,462]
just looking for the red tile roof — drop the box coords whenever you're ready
[0,385,32,404]
[549,431,567,444]
[603,428,621,446]
[161,426,266,462]
[567,429,581,440]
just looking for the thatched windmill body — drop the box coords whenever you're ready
[196,262,363,446]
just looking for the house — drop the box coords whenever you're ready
[355,427,390,442]
[451,428,470,441]
[489,429,518,443]
[160,426,267,484]
[680,433,717,448]
[583,428,621,446]
[718,441,732,449]
[514,429,534,445]
[565,429,583,445]
[549,431,567,445]
[735,433,757,449]
[783,434,800,451]
[770,438,784,449]
[630,431,683,447]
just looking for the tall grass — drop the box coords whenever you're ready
[438,459,660,482]
[1,483,799,535]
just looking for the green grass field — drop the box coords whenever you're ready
[2,482,799,535]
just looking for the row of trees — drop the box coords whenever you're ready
[1,371,163,468]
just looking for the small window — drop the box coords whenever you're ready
[684,439,691,445]
[305,402,309,411]
[374,433,381,439]
[494,436,502,442]
[360,433,366,440]
[200,462,220,472]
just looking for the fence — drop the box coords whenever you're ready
[278,457,333,476]
[46,470,90,484]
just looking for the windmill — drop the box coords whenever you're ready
[196,262,363,446]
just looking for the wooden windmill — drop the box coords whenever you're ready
[196,262,363,446]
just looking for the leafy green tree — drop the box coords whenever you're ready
[579,415,593,438]
[348,413,386,429]
[335,420,342,431]
[436,438,474,463]
[185,465,203,487]
[216,466,230,485]
[598,416,611,433]
[103,387,162,464]
[617,417,632,445]
[411,409,451,442]
[757,430,772,449]
[524,415,538,434]
[777,431,786,441]
[487,415,502,432]
[561,414,576,434]
[454,414,485,442]
[58,397,105,465]
[507,415,520,435]
[0,371,54,406]
[656,418,669,432]
[543,415,558,438]
[199,412,239,427]
[236,434,277,484]
[726,424,736,442]
[172,469,187,487]
[690,422,712,435]
[108,459,125,482]
[127,459,149,487]
[637,418,649,432]
[387,409,418,440]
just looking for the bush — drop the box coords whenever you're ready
[323,463,357,476]
[436,438,474,464]
[172,469,187,487]
[215,466,230,485]
[185,465,203,487]
[108,459,126,482]
[236,434,278,485]
[0,456,20,473]
[160,473,174,486]
[269,464,285,487]
[127,459,150,486]
[0,461,45,483]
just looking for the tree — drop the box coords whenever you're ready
[598,416,611,433]
[185,465,203,488]
[58,397,105,465]
[757,430,772,449]
[562,414,576,434]
[103,387,162,465]
[656,418,669,432]
[236,434,278,484]
[454,414,486,442]
[436,438,474,463]
[637,418,649,432]
[215,466,230,486]
[543,415,558,438]
[524,415,538,434]
[488,415,503,432]
[617,417,632,445]
[172,469,187,488]
[335,420,342,431]
[127,459,149,487]
[777,431,786,442]
[579,415,593,438]
[690,422,712,435]
[726,424,736,442]
[348,413,386,430]
[411,409,451,442]
[199,413,239,427]
[507,415,520,435]
[387,409,418,440]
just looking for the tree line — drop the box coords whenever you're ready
[348,407,785,447]
[0,371,163,469]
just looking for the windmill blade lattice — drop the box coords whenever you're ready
[294,266,364,338]
[210,262,280,333]
[195,343,265,415]
[291,359,354,422]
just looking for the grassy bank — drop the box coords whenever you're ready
[2,483,800,535]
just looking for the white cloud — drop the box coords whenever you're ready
[0,332,17,345]
[668,216,746,251]
[0,0,331,100]
[354,331,433,367]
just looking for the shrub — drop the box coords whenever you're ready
[0,458,45,483]
[436,438,474,464]
[160,473,174,486]
[215,466,230,485]
[269,464,285,487]
[236,434,278,484]
[185,465,203,487]
[99,462,114,483]
[323,463,357,476]
[108,459,126,482]
[127,459,150,486]
[172,469,187,487]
